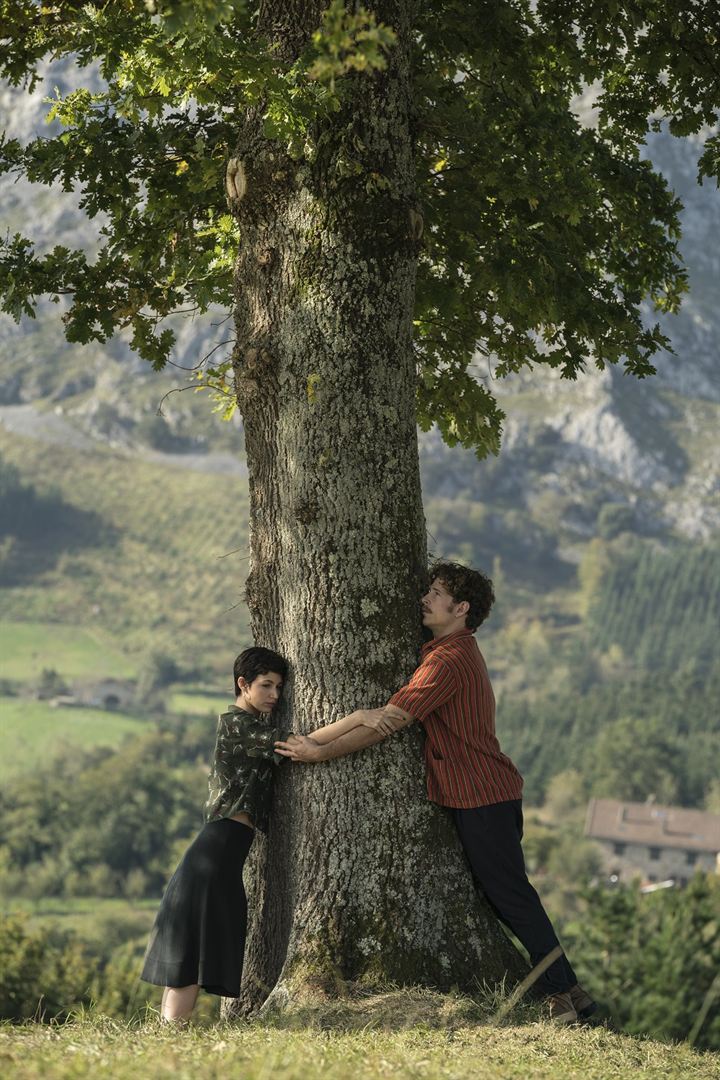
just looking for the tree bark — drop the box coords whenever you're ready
[227,0,525,1013]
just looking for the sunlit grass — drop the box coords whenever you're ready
[1,995,717,1080]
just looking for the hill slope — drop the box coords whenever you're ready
[1,63,719,547]
[0,427,249,667]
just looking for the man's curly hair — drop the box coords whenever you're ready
[428,560,495,631]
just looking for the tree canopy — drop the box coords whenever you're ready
[1,0,719,455]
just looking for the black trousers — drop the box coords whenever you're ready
[452,800,577,995]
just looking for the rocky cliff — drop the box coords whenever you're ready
[1,64,718,549]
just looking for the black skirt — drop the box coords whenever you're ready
[140,818,254,997]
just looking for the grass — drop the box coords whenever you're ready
[5,897,158,954]
[8,895,157,922]
[0,696,149,782]
[0,993,717,1080]
[0,620,136,682]
[169,689,229,716]
[0,429,251,669]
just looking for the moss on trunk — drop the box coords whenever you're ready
[224,0,526,1017]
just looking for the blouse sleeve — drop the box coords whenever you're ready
[232,716,289,764]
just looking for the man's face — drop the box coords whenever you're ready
[421,578,467,636]
[238,671,283,715]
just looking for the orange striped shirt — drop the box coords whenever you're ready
[389,628,523,808]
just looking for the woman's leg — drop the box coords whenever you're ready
[162,984,199,1021]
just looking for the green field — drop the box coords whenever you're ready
[0,620,136,682]
[0,429,251,669]
[169,689,230,716]
[0,697,149,782]
[7,896,157,941]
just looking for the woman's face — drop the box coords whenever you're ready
[238,671,283,715]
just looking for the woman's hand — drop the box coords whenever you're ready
[274,734,324,762]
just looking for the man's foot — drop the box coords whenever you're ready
[546,991,577,1024]
[569,983,597,1020]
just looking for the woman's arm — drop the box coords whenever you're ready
[275,704,414,761]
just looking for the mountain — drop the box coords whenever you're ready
[1,63,719,569]
[2,63,719,820]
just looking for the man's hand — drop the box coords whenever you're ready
[274,734,324,762]
[361,706,413,737]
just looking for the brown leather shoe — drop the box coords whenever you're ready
[546,991,577,1024]
[569,983,597,1019]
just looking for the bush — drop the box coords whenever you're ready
[562,875,720,1049]
[0,913,90,1021]
[90,938,159,1019]
[36,668,70,699]
[0,728,207,900]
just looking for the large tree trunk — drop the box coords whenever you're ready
[227,1,525,1013]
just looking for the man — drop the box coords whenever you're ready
[276,561,595,1023]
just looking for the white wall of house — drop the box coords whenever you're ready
[595,839,717,885]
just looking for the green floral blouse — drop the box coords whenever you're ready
[204,706,289,831]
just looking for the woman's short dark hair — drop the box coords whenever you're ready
[234,647,288,690]
[428,560,495,631]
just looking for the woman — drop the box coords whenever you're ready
[140,645,290,1021]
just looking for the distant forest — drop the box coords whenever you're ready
[500,538,720,805]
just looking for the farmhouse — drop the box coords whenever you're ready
[585,798,720,886]
[58,678,137,712]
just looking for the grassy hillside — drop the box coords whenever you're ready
[0,428,251,670]
[0,621,136,681]
[0,1002,717,1080]
[0,617,229,780]
[0,697,150,783]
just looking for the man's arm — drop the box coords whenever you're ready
[301,709,382,745]
[275,704,414,762]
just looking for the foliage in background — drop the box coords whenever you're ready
[2,2,719,454]
[496,537,720,804]
[0,724,209,901]
[500,662,720,807]
[0,528,718,1047]
[562,876,720,1051]
[585,540,720,675]
[0,913,89,1021]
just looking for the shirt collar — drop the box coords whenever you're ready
[421,627,474,657]
[230,704,262,720]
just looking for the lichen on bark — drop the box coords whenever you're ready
[225,1,526,1017]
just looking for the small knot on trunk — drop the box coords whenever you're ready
[225,157,247,203]
[408,208,424,242]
